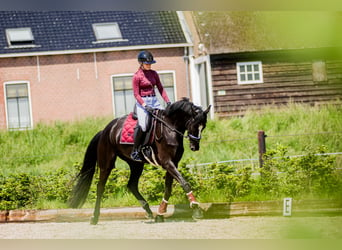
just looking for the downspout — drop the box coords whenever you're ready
[93,52,98,79]
[36,56,41,82]
[177,11,194,100]
[184,46,191,98]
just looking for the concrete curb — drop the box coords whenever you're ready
[1,200,341,223]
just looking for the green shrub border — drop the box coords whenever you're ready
[0,144,341,211]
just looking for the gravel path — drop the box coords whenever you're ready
[0,216,341,239]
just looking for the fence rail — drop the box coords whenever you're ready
[187,152,342,169]
[187,130,342,171]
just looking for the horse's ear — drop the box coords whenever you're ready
[204,105,211,114]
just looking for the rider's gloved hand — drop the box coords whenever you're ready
[166,102,171,107]
[145,105,154,113]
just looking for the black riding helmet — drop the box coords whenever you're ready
[137,50,156,64]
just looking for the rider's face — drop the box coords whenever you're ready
[142,63,152,70]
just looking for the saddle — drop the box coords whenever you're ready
[120,112,157,146]
[120,111,160,166]
[119,113,136,144]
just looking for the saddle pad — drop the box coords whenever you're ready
[120,113,137,144]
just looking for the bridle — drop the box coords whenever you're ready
[150,110,202,142]
[185,117,202,142]
[187,133,202,142]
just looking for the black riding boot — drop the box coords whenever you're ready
[130,126,145,162]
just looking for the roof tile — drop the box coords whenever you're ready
[0,11,187,55]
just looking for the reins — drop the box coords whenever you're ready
[149,110,201,142]
[150,111,188,139]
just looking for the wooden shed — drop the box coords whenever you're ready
[192,11,342,117]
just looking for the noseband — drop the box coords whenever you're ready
[188,133,201,142]
[185,113,203,143]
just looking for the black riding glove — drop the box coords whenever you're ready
[166,102,171,107]
[145,105,153,113]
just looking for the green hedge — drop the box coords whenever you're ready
[1,144,341,211]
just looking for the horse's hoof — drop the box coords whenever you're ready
[192,204,204,219]
[146,213,154,220]
[90,216,98,225]
[155,214,165,223]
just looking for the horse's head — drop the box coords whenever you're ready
[186,103,211,151]
[165,98,211,151]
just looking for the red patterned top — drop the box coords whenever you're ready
[132,68,170,106]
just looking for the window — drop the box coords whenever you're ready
[237,61,263,84]
[5,82,32,130]
[92,23,125,43]
[157,71,176,103]
[112,72,175,117]
[6,27,35,47]
[112,75,135,117]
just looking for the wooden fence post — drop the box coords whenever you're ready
[258,130,266,168]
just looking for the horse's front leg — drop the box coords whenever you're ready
[155,172,173,222]
[163,161,203,220]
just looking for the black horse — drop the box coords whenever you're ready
[68,97,211,224]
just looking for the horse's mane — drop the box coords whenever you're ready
[164,97,194,117]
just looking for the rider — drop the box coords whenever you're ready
[131,50,171,161]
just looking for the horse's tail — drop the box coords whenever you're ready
[68,130,102,208]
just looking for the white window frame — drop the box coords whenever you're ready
[5,27,36,48]
[110,73,135,118]
[236,61,263,84]
[111,71,176,117]
[92,23,128,43]
[156,70,177,105]
[4,81,33,130]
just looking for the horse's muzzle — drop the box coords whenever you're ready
[190,144,199,151]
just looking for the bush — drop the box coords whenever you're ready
[0,166,77,210]
[0,144,341,211]
[256,144,342,199]
[0,173,38,210]
[38,167,76,202]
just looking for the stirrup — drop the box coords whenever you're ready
[130,151,142,162]
[142,146,152,159]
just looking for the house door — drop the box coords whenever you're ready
[196,61,210,109]
[192,55,213,118]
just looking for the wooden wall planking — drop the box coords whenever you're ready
[211,57,342,118]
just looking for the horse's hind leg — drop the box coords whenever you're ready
[127,163,153,219]
[91,157,115,225]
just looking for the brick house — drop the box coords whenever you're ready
[0,11,209,130]
[191,11,342,117]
